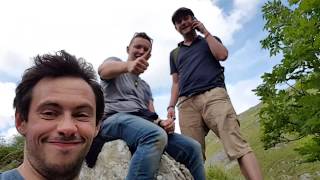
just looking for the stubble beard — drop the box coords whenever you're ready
[27,144,90,180]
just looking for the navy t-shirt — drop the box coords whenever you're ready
[170,36,225,97]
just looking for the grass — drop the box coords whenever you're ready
[204,104,320,180]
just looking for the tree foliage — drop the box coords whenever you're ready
[255,0,320,161]
[0,135,24,171]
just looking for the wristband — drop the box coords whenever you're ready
[204,32,210,39]
[167,106,175,111]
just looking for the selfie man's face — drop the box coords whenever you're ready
[127,37,151,61]
[16,77,99,178]
[175,15,194,35]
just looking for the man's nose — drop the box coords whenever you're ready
[138,48,145,54]
[57,115,77,137]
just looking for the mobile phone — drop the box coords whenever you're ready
[192,16,200,31]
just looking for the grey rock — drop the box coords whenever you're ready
[80,140,193,180]
[299,173,312,180]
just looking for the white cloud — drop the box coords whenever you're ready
[0,82,15,135]
[223,32,270,78]
[0,51,31,78]
[227,77,262,113]
[0,82,15,116]
[0,0,261,88]
[0,0,263,137]
[0,126,19,143]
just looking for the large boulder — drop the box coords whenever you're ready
[80,140,193,180]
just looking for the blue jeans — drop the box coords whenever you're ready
[99,112,205,180]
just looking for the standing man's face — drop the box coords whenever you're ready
[127,37,152,61]
[174,15,195,36]
[16,76,99,179]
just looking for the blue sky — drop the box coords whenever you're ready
[0,0,280,139]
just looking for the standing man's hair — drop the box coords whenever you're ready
[171,7,195,24]
[13,50,104,125]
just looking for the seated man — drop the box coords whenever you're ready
[0,50,104,180]
[86,32,205,180]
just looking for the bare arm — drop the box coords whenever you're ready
[193,20,228,61]
[98,59,129,80]
[205,34,228,61]
[167,73,179,119]
[99,49,150,80]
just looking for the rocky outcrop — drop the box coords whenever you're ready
[80,140,193,180]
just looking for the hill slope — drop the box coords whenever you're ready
[204,103,320,180]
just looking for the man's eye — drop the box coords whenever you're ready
[40,110,57,119]
[74,112,92,121]
[135,45,142,49]
[77,112,89,117]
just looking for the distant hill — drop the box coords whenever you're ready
[204,103,320,180]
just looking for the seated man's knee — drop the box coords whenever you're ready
[192,140,202,152]
[144,128,168,148]
[186,138,202,156]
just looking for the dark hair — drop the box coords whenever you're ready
[13,50,104,125]
[129,32,153,47]
[172,7,195,24]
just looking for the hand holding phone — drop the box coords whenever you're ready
[192,17,209,36]
[192,16,200,31]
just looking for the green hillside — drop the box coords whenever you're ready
[204,104,320,180]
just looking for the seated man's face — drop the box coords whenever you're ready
[127,37,152,61]
[17,76,99,179]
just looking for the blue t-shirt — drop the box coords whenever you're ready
[170,36,225,97]
[0,169,24,180]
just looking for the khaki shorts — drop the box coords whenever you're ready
[178,87,252,160]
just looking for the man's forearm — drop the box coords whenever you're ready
[98,61,128,79]
[205,33,228,61]
[168,81,179,108]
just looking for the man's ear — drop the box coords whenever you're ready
[15,112,27,136]
[94,122,101,137]
[126,46,129,54]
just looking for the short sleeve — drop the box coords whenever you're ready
[169,50,178,75]
[213,36,223,44]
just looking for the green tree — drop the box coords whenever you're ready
[0,135,24,171]
[255,0,320,161]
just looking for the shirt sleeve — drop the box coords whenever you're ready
[144,82,154,102]
[104,56,122,63]
[213,36,223,44]
[169,50,178,74]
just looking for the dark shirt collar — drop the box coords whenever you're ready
[178,35,203,47]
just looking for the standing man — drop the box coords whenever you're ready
[0,50,104,180]
[85,32,205,180]
[167,7,263,180]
